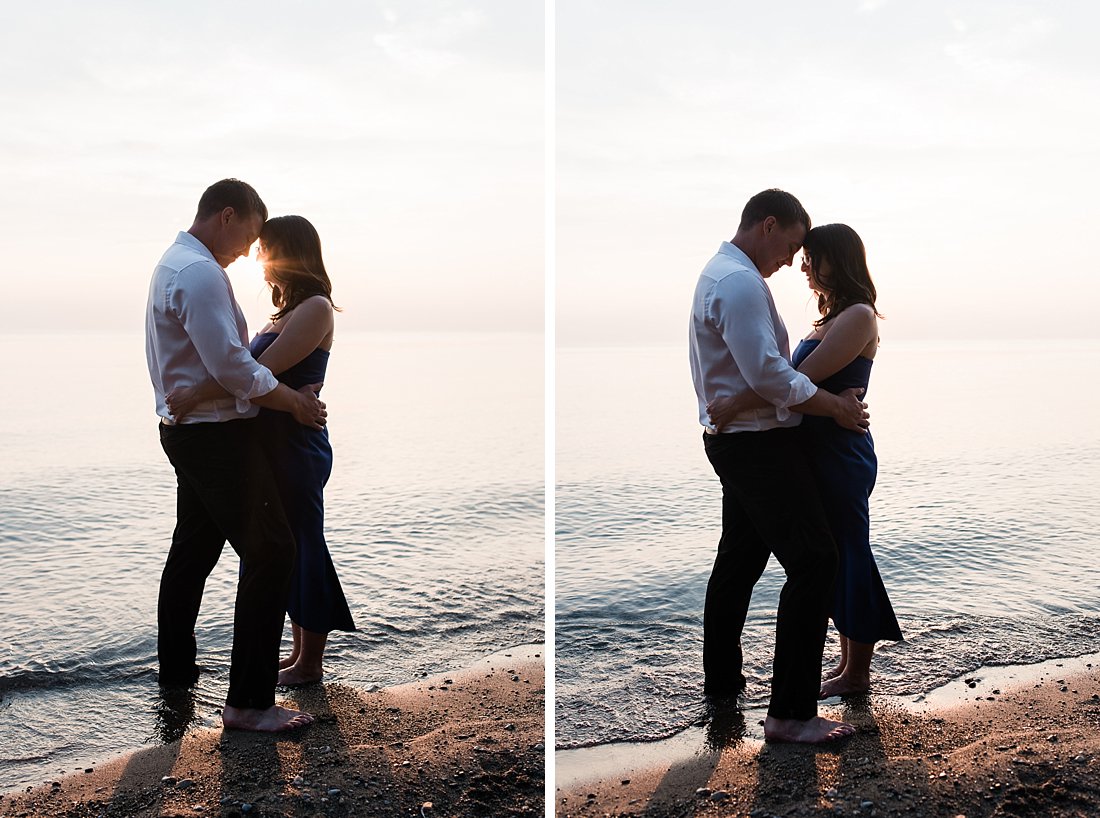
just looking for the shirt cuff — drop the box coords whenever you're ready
[776,378,817,421]
[234,369,279,413]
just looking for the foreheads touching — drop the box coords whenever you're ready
[732,189,811,278]
[190,178,268,266]
[738,189,811,236]
[194,178,268,226]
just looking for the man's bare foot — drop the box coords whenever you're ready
[819,673,870,699]
[222,704,314,732]
[278,655,298,670]
[763,715,855,744]
[278,664,323,687]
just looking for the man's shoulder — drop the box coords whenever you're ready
[154,233,217,274]
[157,241,224,285]
[700,257,764,297]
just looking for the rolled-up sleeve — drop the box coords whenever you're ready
[170,264,279,401]
[708,274,816,418]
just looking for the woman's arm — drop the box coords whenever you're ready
[166,297,334,421]
[707,305,877,430]
[253,296,334,377]
[706,390,772,430]
[794,304,877,383]
[165,377,231,420]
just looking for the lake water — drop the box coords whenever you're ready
[555,339,1100,748]
[0,331,544,793]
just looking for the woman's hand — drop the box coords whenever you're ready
[707,390,768,431]
[165,385,201,422]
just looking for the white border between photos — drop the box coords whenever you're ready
[543,0,556,814]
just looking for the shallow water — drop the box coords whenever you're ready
[0,331,543,792]
[555,339,1100,748]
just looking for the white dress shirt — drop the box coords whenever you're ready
[689,242,817,433]
[146,231,278,424]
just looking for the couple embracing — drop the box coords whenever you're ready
[690,189,902,744]
[145,179,355,732]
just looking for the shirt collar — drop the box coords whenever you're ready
[717,241,760,276]
[175,231,222,268]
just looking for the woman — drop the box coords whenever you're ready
[708,223,901,697]
[792,223,901,697]
[167,215,356,686]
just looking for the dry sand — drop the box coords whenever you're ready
[1,646,544,818]
[557,653,1100,817]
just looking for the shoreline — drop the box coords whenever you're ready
[1,644,545,818]
[557,651,1100,817]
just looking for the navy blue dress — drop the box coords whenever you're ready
[792,339,902,644]
[251,332,355,635]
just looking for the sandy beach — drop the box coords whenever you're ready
[557,653,1100,817]
[0,646,544,818]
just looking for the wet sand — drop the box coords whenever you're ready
[557,653,1100,817]
[1,646,544,818]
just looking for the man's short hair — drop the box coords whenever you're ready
[195,179,268,223]
[738,189,810,233]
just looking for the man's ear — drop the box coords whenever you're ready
[221,206,236,225]
[761,215,777,235]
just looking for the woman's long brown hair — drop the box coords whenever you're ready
[259,215,339,321]
[802,223,882,327]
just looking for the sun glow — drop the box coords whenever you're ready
[225,249,267,283]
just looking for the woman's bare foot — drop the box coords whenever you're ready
[222,704,314,732]
[278,626,327,686]
[822,663,845,681]
[763,715,855,744]
[280,622,303,670]
[819,673,870,699]
[278,663,323,687]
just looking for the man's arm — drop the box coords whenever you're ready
[167,379,327,428]
[166,296,335,423]
[708,300,875,432]
[251,382,327,430]
[789,387,869,432]
[710,272,818,412]
[171,263,279,402]
[708,383,869,432]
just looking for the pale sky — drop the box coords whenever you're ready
[5,3,1098,343]
[0,0,543,334]
[557,1,1100,345]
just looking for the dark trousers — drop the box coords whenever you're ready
[158,418,295,710]
[702,427,837,720]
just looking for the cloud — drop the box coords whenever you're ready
[943,13,1057,81]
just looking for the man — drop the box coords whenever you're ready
[688,189,868,744]
[146,179,326,732]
